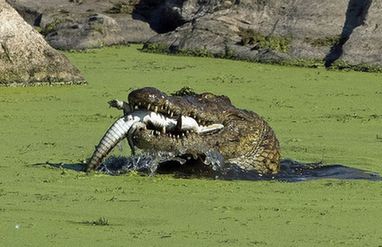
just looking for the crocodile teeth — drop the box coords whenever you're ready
[88,109,225,171]
[147,103,151,110]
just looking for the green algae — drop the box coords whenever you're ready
[238,28,291,53]
[0,45,381,246]
[304,36,342,47]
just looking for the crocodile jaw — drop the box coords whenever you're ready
[87,110,223,171]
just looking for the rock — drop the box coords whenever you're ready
[7,0,382,69]
[44,13,157,50]
[8,0,156,50]
[145,0,382,69]
[342,0,382,68]
[0,1,85,85]
[145,0,346,61]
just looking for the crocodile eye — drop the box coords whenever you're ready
[202,93,215,99]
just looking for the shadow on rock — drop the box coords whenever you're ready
[132,0,187,33]
[324,0,372,67]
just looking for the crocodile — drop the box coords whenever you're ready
[87,87,281,175]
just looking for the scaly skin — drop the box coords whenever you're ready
[88,87,280,174]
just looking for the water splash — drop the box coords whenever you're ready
[98,150,381,181]
[99,151,187,176]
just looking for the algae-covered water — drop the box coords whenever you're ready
[1,45,381,246]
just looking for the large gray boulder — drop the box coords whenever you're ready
[0,0,85,85]
[145,0,380,69]
[7,0,156,50]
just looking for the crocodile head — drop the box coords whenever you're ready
[87,87,280,175]
[128,87,231,125]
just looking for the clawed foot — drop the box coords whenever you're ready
[108,99,131,114]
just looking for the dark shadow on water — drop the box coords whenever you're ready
[324,0,372,67]
[31,162,86,172]
[36,156,381,182]
[219,159,381,182]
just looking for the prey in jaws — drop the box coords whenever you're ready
[87,87,280,175]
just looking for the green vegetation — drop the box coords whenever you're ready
[142,41,382,72]
[142,42,170,54]
[238,28,291,53]
[83,217,110,226]
[142,43,215,58]
[106,1,138,14]
[178,47,215,58]
[40,18,64,36]
[304,35,342,47]
[330,60,382,73]
[271,58,382,72]
[0,45,381,246]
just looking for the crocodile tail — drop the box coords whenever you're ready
[86,117,132,172]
